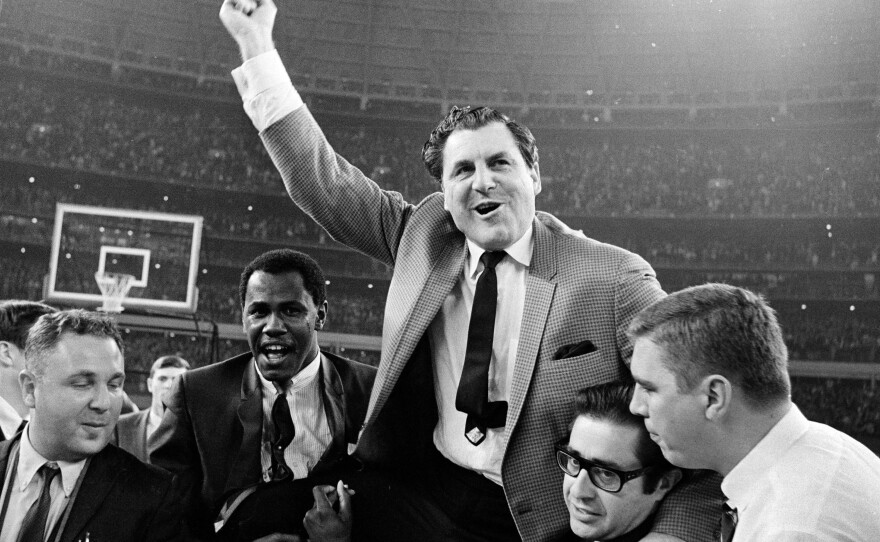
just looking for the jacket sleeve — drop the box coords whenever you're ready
[148,376,213,540]
[259,106,417,267]
[143,474,187,542]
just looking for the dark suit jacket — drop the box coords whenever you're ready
[258,106,722,541]
[114,409,150,463]
[149,351,376,540]
[0,437,182,542]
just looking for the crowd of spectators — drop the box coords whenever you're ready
[3,72,880,218]
[792,377,880,437]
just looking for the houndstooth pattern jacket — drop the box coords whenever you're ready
[259,107,721,542]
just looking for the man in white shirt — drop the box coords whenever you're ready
[150,249,376,541]
[115,355,190,463]
[0,301,55,442]
[629,283,880,541]
[216,2,721,541]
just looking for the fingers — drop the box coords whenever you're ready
[311,483,337,512]
[337,480,353,521]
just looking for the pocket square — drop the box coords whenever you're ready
[553,340,598,360]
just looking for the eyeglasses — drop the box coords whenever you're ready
[554,440,654,493]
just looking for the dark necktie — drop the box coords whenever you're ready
[455,251,507,446]
[17,462,60,542]
[719,502,738,542]
[268,388,295,481]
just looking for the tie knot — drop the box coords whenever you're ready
[479,251,505,270]
[273,380,290,395]
[39,462,60,485]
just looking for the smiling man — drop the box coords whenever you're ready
[0,310,182,542]
[628,284,880,541]
[216,1,720,540]
[150,249,376,541]
[558,382,681,542]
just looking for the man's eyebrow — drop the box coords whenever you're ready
[487,151,512,162]
[567,447,627,471]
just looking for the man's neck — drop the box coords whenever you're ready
[718,399,792,476]
[0,377,29,417]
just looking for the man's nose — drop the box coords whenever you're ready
[90,384,111,412]
[629,387,647,417]
[265,312,285,334]
[570,469,599,499]
[472,163,497,192]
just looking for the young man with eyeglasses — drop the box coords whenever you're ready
[556,381,686,542]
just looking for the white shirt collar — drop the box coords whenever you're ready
[721,403,808,511]
[0,395,24,439]
[256,350,322,396]
[466,224,534,279]
[18,425,87,497]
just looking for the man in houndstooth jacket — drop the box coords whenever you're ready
[220,2,721,541]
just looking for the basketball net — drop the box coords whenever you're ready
[94,272,135,313]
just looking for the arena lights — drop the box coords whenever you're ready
[31,218,37,224]
[367,284,374,289]
[202,268,208,274]
[155,263,161,269]
[850,305,856,312]
[247,205,253,211]
[20,247,26,254]
[28,177,34,183]
[325,280,331,285]
[163,195,169,201]
[801,304,807,310]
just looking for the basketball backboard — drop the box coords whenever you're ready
[45,203,203,313]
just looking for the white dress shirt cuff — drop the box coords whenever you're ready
[231,49,304,132]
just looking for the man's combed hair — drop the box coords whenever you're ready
[574,380,676,493]
[239,249,327,307]
[627,283,790,407]
[421,106,539,184]
[0,300,56,349]
[24,309,124,377]
[149,355,191,377]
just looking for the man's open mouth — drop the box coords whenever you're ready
[261,344,291,358]
[475,202,501,215]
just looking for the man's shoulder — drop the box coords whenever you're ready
[184,352,252,382]
[99,443,174,486]
[321,351,377,382]
[117,410,148,429]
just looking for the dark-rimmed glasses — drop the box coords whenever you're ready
[554,439,654,493]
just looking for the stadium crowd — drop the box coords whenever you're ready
[3,74,880,217]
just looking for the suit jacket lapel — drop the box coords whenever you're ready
[318,353,346,462]
[225,360,263,493]
[136,410,150,461]
[60,449,120,541]
[363,235,466,427]
[506,219,557,432]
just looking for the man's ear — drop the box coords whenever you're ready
[652,468,684,499]
[701,374,733,421]
[0,342,15,368]
[531,163,541,196]
[315,301,328,331]
[19,370,37,409]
